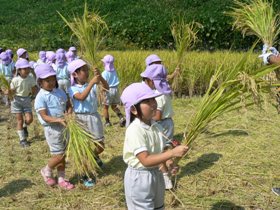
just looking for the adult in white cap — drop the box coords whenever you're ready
[34,63,74,190]
[10,59,37,147]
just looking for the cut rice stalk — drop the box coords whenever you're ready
[64,114,103,177]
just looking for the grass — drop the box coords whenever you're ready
[0,95,280,209]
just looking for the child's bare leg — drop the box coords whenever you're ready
[103,105,111,126]
[111,104,125,127]
[94,141,104,156]
[16,113,24,130]
[24,112,33,125]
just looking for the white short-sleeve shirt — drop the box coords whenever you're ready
[123,118,166,169]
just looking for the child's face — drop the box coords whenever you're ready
[41,76,57,91]
[138,98,157,124]
[18,68,30,78]
[74,65,89,84]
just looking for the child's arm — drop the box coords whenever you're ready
[66,98,73,114]
[136,145,189,168]
[73,74,100,101]
[167,67,180,81]
[38,109,66,126]
[31,86,38,97]
[96,68,109,91]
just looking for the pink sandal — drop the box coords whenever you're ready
[40,169,56,186]
[58,180,75,190]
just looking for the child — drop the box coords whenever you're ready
[65,51,75,64]
[145,54,179,81]
[68,46,79,59]
[54,52,70,94]
[46,51,56,68]
[37,51,47,64]
[101,55,126,127]
[68,59,109,187]
[120,82,189,210]
[141,64,175,189]
[16,48,29,61]
[9,59,37,147]
[0,52,15,106]
[34,63,74,190]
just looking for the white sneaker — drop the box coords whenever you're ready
[163,173,173,190]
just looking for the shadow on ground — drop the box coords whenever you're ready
[210,200,245,210]
[0,179,33,197]
[204,129,249,138]
[179,153,222,177]
[103,155,126,175]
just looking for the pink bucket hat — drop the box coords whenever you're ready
[120,82,161,127]
[68,59,87,85]
[0,52,10,65]
[15,59,30,69]
[101,55,115,72]
[141,64,171,94]
[69,46,76,52]
[35,64,56,79]
[46,51,56,64]
[17,48,28,58]
[145,54,162,66]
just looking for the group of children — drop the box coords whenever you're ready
[0,46,189,208]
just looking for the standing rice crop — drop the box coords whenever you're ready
[181,45,279,151]
[64,114,101,176]
[227,0,280,47]
[171,20,200,93]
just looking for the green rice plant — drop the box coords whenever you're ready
[64,114,101,176]
[171,20,200,92]
[227,0,280,46]
[58,3,108,67]
[181,45,280,151]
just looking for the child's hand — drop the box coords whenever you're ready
[1,88,9,95]
[56,118,66,127]
[91,75,101,84]
[166,159,180,176]
[93,68,101,76]
[171,145,189,158]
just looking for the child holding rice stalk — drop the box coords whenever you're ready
[121,82,189,210]
[68,59,109,187]
[34,63,74,190]
[101,54,126,127]
[8,59,37,147]
[140,64,177,190]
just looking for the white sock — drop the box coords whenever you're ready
[17,130,25,141]
[57,171,65,183]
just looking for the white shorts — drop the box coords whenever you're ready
[75,113,104,142]
[103,87,120,105]
[124,166,165,210]
[44,124,67,155]
[58,79,70,94]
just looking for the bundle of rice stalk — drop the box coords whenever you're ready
[58,3,108,68]
[170,20,200,93]
[0,74,10,91]
[227,0,280,47]
[64,114,102,177]
[179,45,280,159]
